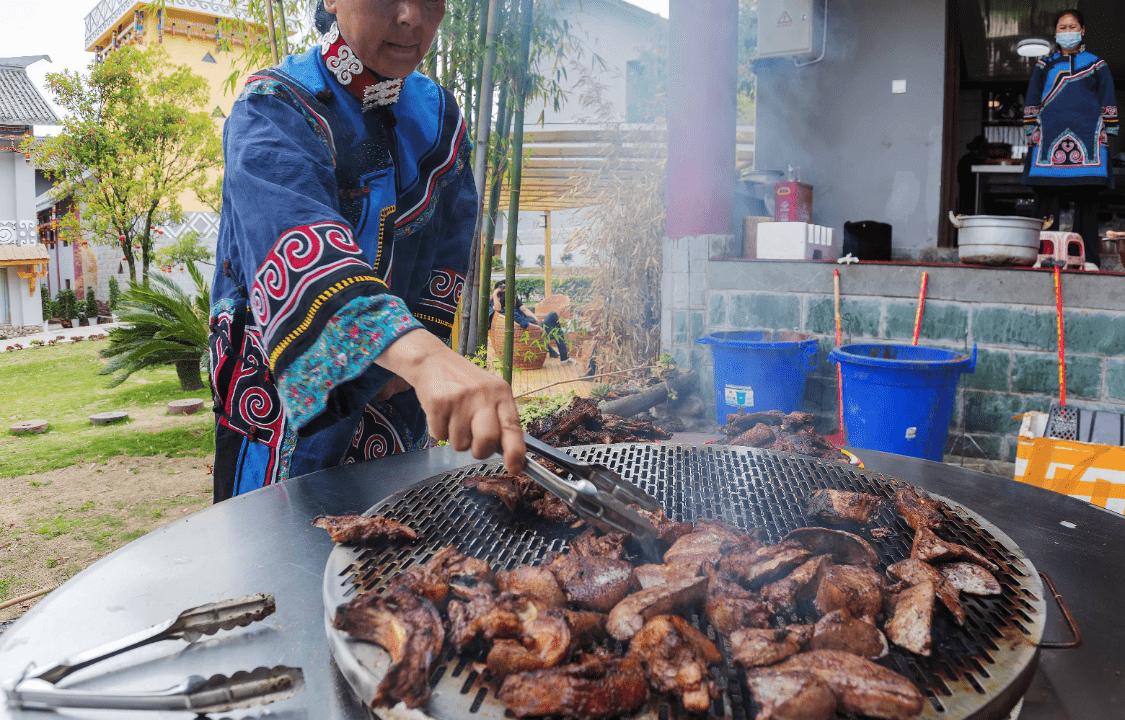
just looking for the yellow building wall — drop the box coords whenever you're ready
[87,4,263,212]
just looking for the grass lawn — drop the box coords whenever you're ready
[0,340,214,478]
[1,340,216,617]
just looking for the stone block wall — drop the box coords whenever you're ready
[679,260,1125,462]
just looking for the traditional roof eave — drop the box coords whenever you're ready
[0,56,61,126]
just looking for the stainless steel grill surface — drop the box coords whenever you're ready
[323,444,1046,720]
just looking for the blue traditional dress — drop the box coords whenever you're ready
[1023,49,1118,187]
[208,23,474,499]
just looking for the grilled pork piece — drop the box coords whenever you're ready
[607,575,708,640]
[760,554,832,614]
[487,610,572,676]
[771,650,924,720]
[911,527,999,572]
[939,561,1002,595]
[704,571,771,634]
[809,609,889,659]
[547,554,633,613]
[568,528,627,560]
[463,471,579,524]
[311,514,416,544]
[497,566,566,607]
[633,562,701,590]
[885,580,935,657]
[633,506,696,545]
[814,565,885,622]
[887,558,965,625]
[745,669,837,720]
[894,487,945,531]
[720,541,812,589]
[498,652,649,719]
[731,422,776,447]
[783,527,878,567]
[629,615,722,713]
[730,627,804,668]
[663,520,759,567]
[333,585,444,709]
[447,593,522,652]
[397,544,494,610]
[806,489,881,525]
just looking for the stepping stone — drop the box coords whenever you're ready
[90,411,129,426]
[168,398,206,415]
[10,420,48,435]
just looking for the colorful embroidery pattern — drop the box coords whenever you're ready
[251,221,386,370]
[209,298,285,445]
[277,295,421,428]
[414,267,465,333]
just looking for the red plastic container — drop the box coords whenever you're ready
[774,182,813,223]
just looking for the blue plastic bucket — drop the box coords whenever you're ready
[696,331,818,425]
[828,344,976,462]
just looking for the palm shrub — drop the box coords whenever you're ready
[99,263,210,391]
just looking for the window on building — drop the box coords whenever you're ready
[211,107,226,118]
[202,52,218,64]
[65,279,71,290]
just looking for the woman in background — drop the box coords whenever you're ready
[1022,8,1118,267]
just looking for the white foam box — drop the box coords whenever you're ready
[756,222,839,261]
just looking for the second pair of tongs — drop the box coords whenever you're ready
[4,594,304,713]
[522,434,663,560]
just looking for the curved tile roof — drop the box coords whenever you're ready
[0,56,61,126]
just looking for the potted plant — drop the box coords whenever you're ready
[57,289,79,329]
[85,287,99,326]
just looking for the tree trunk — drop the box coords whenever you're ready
[174,359,204,391]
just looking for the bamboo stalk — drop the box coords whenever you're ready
[502,0,536,385]
[263,0,279,65]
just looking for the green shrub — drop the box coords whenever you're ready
[55,289,78,320]
[85,287,98,319]
[108,277,120,312]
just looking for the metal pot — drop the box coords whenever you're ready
[948,212,1053,266]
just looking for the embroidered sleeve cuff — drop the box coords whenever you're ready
[277,294,422,430]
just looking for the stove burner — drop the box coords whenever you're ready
[323,444,1045,720]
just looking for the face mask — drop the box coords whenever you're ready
[1056,31,1082,49]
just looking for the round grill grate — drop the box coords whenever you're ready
[323,444,1045,720]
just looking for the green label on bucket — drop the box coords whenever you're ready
[725,385,754,408]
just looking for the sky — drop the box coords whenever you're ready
[1,0,669,133]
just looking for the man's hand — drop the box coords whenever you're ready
[375,329,526,474]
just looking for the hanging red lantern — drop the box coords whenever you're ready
[118,235,126,240]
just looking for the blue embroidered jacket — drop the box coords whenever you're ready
[1023,50,1118,187]
[209,48,474,495]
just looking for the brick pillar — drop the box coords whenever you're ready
[663,0,738,372]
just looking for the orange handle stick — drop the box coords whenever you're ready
[1055,266,1066,406]
[912,272,928,346]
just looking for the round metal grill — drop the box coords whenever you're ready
[323,444,1045,720]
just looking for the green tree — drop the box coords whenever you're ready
[738,0,758,124]
[99,263,211,392]
[29,46,222,284]
[156,230,214,270]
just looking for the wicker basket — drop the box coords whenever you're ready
[533,293,572,321]
[488,320,547,370]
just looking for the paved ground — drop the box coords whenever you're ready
[1,321,121,351]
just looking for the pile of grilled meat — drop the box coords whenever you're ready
[526,396,673,447]
[722,410,845,462]
[319,484,1002,720]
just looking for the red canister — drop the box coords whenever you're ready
[774,182,813,223]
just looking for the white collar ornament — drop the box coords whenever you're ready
[320,21,404,111]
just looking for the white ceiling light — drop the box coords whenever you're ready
[1017,38,1052,57]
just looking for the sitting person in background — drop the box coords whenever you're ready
[492,281,574,365]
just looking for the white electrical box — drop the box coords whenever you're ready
[757,0,819,59]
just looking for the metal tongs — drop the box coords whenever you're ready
[522,434,663,560]
[4,593,305,713]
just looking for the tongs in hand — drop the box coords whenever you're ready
[5,593,304,713]
[522,434,664,560]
